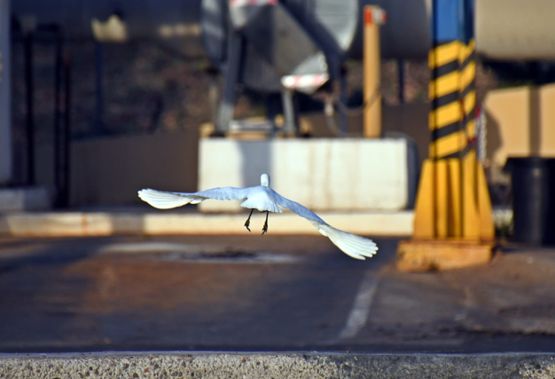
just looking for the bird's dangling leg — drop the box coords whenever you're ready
[261,211,269,235]
[244,209,254,232]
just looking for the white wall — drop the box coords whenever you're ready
[199,138,415,212]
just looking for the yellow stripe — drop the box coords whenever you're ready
[431,130,467,158]
[462,151,480,239]
[429,102,462,129]
[429,71,460,99]
[447,158,462,237]
[458,39,475,63]
[413,160,436,238]
[428,40,462,68]
[462,90,476,117]
[435,160,449,238]
[460,60,476,91]
[475,154,495,239]
[466,119,476,138]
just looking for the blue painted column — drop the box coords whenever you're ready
[412,0,493,241]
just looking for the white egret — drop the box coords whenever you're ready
[138,173,378,260]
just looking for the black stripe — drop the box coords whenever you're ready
[461,93,478,121]
[460,81,476,100]
[460,49,476,70]
[436,143,473,160]
[432,84,475,111]
[431,120,462,141]
[431,110,477,143]
[463,109,473,124]
[434,134,478,160]
[431,91,459,109]
[431,60,460,79]
[438,148,467,160]
[462,101,477,123]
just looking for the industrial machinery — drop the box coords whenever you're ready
[200,0,361,135]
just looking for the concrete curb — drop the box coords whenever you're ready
[0,210,414,237]
[0,352,554,378]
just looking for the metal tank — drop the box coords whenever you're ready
[476,0,555,60]
[201,0,366,134]
[201,0,360,93]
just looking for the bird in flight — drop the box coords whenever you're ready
[138,173,378,260]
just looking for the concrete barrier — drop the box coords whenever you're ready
[199,138,418,212]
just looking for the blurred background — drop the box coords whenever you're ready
[0,0,553,217]
[1,0,555,356]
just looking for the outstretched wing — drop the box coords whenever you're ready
[275,192,378,260]
[138,187,249,210]
[274,194,326,225]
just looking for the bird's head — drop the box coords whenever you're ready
[260,173,270,187]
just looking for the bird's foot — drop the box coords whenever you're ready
[244,209,254,232]
[261,211,269,235]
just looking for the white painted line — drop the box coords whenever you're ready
[337,270,380,340]
[99,241,198,254]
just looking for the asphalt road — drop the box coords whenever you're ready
[0,235,554,353]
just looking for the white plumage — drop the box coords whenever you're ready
[138,173,378,260]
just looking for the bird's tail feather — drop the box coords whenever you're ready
[318,224,378,260]
[138,189,201,209]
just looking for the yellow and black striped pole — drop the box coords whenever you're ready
[402,0,493,269]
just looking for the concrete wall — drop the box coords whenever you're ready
[66,105,427,209]
[484,83,555,169]
[30,103,427,208]
[70,129,198,206]
[37,85,555,208]
[199,138,416,212]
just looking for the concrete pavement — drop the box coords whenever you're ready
[0,206,512,238]
[0,234,554,377]
[1,352,555,378]
[0,208,414,237]
[0,235,554,352]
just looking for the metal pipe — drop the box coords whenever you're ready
[0,0,12,184]
[397,59,405,104]
[60,51,72,208]
[49,24,72,208]
[53,26,64,207]
[94,41,105,134]
[23,29,35,185]
[214,30,242,136]
[281,88,297,137]
[363,5,385,138]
